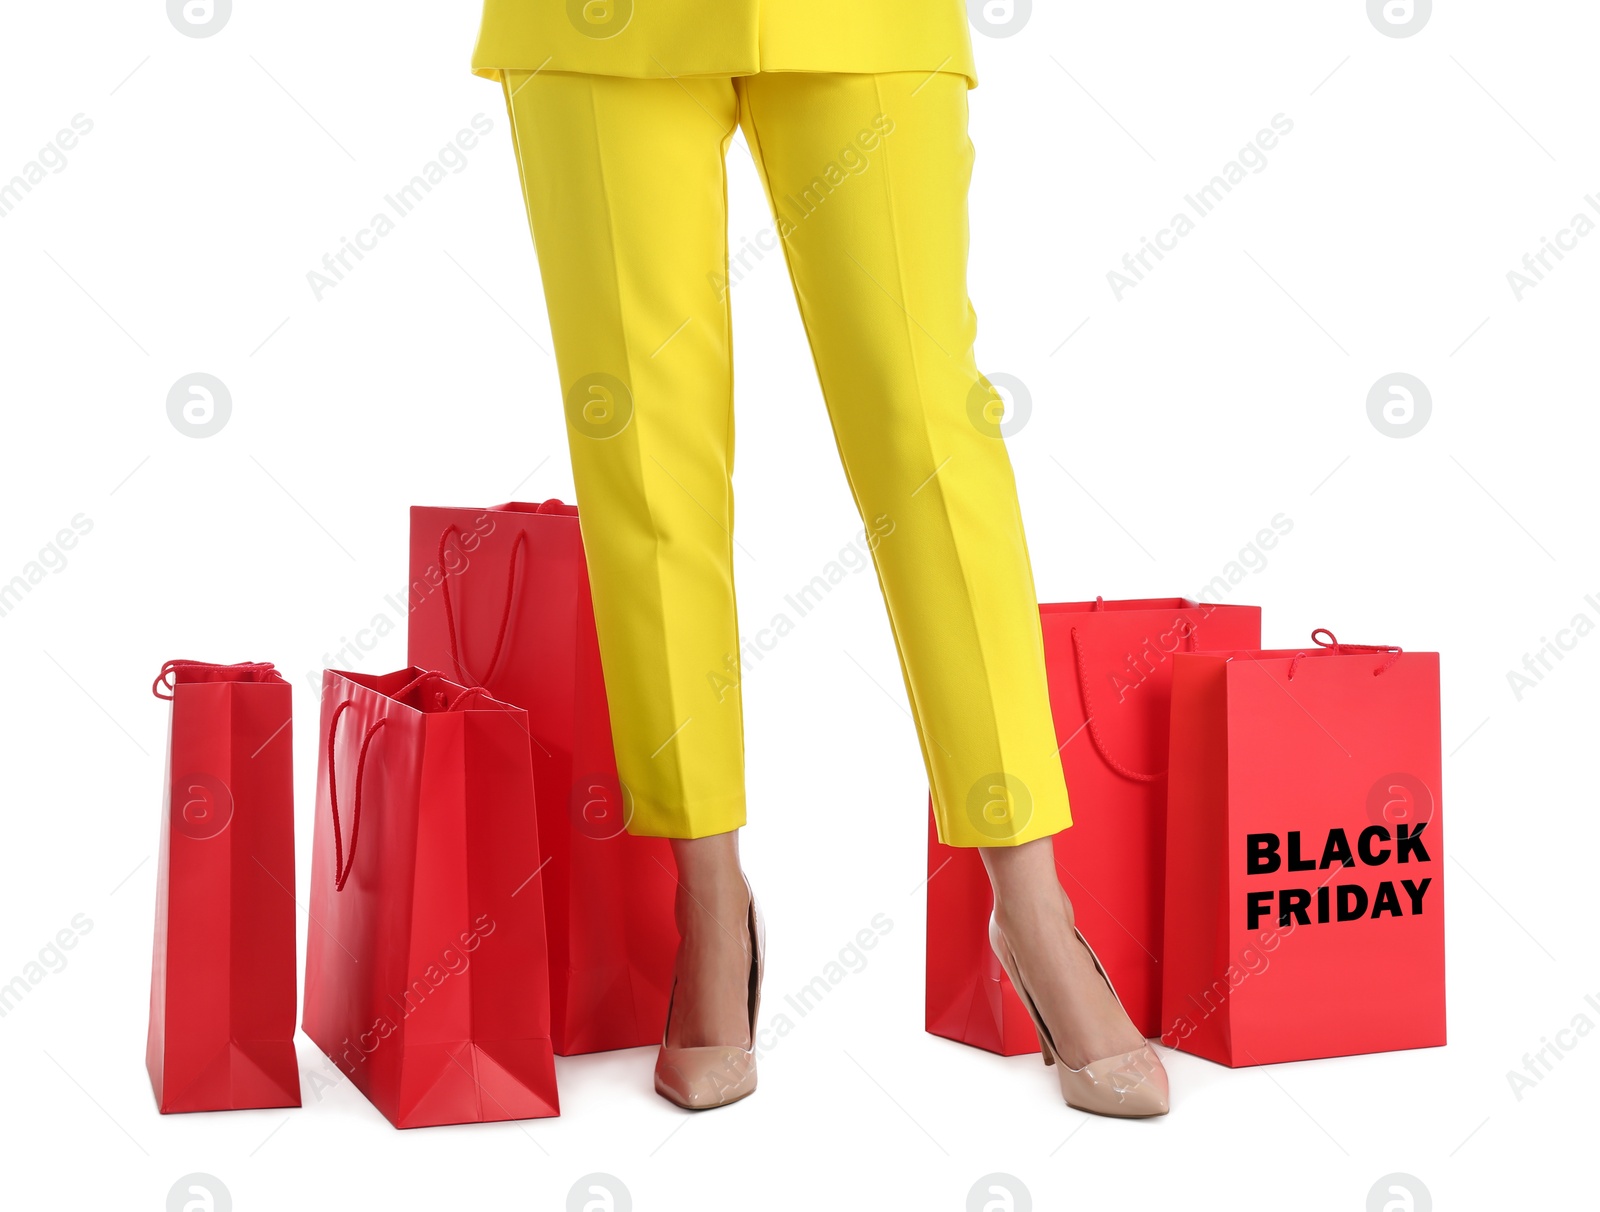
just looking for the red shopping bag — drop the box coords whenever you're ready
[927,598,1261,1051]
[1161,632,1446,1066]
[301,668,559,1128]
[146,660,300,1113]
[408,501,677,1055]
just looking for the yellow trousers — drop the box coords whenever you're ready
[503,69,1070,847]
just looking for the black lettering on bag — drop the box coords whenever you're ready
[1396,822,1430,863]
[1337,884,1368,921]
[1286,831,1317,873]
[1358,825,1391,865]
[1246,833,1280,874]
[1320,828,1354,868]
[1402,877,1431,914]
[1246,890,1274,930]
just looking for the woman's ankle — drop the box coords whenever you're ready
[981,836,1072,928]
[669,829,748,934]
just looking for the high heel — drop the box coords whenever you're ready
[654,877,764,1110]
[989,913,1169,1118]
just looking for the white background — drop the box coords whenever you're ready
[2,1,1595,1209]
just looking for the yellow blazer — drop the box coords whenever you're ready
[473,0,977,87]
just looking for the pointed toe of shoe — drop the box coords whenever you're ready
[1068,1045,1170,1118]
[654,1045,758,1111]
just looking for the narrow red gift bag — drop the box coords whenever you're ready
[301,668,559,1128]
[147,660,301,1113]
[927,598,1261,1052]
[1161,631,1446,1066]
[408,501,677,1055]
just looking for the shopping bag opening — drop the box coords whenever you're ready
[489,500,577,516]
[1041,597,1197,616]
[334,667,519,713]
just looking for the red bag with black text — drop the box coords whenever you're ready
[407,501,677,1055]
[147,660,301,1113]
[1160,632,1446,1066]
[301,668,559,1128]
[927,597,1262,1051]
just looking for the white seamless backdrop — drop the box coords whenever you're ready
[1,2,1594,1210]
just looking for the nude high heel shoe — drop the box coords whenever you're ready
[989,913,1169,1118]
[654,877,764,1110]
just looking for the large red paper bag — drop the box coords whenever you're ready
[1161,631,1446,1065]
[408,501,677,1055]
[147,659,301,1113]
[927,598,1261,1052]
[301,668,559,1128]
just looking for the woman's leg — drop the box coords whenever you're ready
[502,69,747,841]
[982,838,1144,1066]
[503,71,754,1049]
[667,832,752,1048]
[736,70,1070,849]
[737,71,1142,1065]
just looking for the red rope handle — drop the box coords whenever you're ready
[1068,627,1167,783]
[387,670,508,712]
[153,659,278,700]
[325,700,389,892]
[444,685,504,710]
[392,669,451,707]
[438,525,528,688]
[322,673,511,890]
[1287,629,1403,680]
